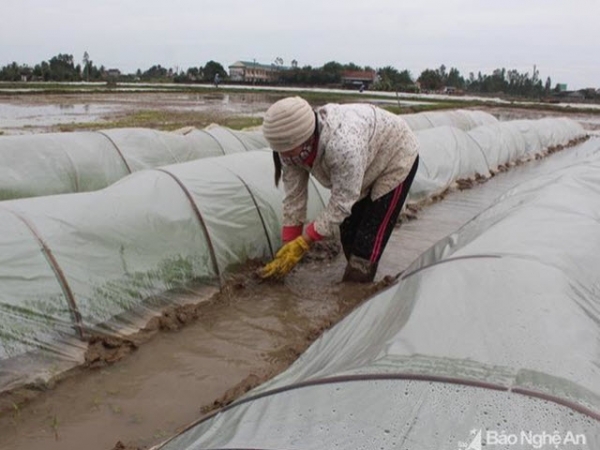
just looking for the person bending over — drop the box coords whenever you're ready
[259,96,419,283]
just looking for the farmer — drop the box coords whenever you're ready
[259,96,419,283]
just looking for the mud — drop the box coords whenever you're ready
[111,441,144,450]
[85,336,139,369]
[0,239,394,450]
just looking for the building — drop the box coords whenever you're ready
[228,61,283,83]
[106,69,121,78]
[340,70,378,89]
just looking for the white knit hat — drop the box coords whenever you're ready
[262,97,315,152]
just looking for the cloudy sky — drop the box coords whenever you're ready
[1,0,598,89]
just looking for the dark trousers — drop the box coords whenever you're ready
[340,156,419,265]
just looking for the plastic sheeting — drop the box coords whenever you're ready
[402,108,498,131]
[0,109,494,202]
[0,116,587,398]
[409,117,586,202]
[158,139,600,450]
[0,126,268,200]
[0,152,329,392]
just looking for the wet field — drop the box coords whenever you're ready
[0,92,598,450]
[0,92,279,134]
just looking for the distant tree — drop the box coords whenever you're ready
[446,67,465,89]
[0,62,21,81]
[321,61,344,84]
[32,61,50,81]
[532,65,540,85]
[83,51,90,81]
[48,54,78,81]
[438,64,447,81]
[463,66,550,98]
[375,66,413,91]
[417,68,444,91]
[291,59,298,68]
[544,76,552,94]
[343,62,362,72]
[483,68,507,93]
[201,60,226,82]
[187,67,201,80]
[468,72,476,85]
[141,64,169,80]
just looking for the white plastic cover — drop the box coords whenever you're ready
[0,127,268,200]
[0,109,494,202]
[0,151,328,392]
[410,118,586,202]
[159,138,600,450]
[402,109,498,131]
[0,116,588,402]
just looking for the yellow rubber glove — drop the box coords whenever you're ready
[259,236,310,279]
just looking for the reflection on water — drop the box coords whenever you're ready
[0,92,285,135]
[0,91,417,135]
[0,102,117,133]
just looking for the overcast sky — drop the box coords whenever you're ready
[1,0,598,89]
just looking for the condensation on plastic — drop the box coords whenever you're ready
[158,139,600,450]
[162,383,597,450]
[0,126,268,201]
[0,115,587,399]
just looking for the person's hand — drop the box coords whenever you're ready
[259,236,311,279]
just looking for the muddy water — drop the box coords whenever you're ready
[0,92,282,135]
[0,251,388,450]
[0,102,118,132]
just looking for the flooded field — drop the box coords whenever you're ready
[0,91,598,450]
[2,90,599,135]
[0,92,282,134]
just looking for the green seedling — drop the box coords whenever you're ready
[11,402,20,420]
[50,415,60,441]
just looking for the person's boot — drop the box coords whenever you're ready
[342,255,377,283]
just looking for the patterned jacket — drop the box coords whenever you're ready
[282,103,419,238]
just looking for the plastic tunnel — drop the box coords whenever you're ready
[0,126,268,201]
[0,109,495,202]
[157,138,600,450]
[409,117,586,202]
[0,114,587,399]
[401,108,498,131]
[0,151,329,392]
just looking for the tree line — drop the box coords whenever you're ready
[1,53,594,100]
[0,53,228,84]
